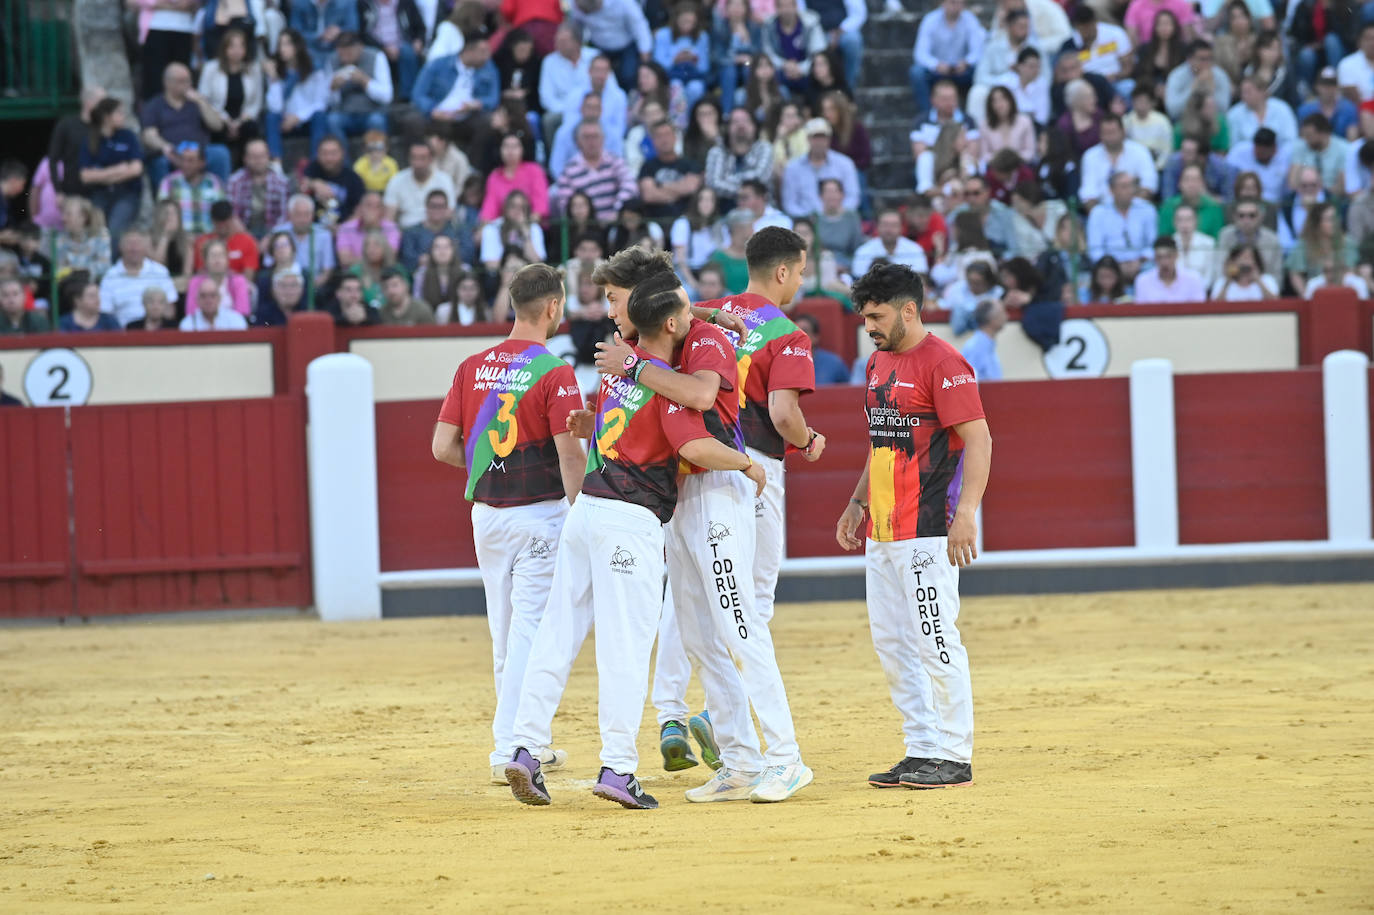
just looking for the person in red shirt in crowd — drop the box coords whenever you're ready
[431,263,587,787]
[503,258,764,812]
[836,261,993,792]
[194,199,260,279]
[904,192,949,263]
[500,0,563,55]
[984,149,1035,205]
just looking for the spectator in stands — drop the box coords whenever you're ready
[736,178,792,231]
[638,121,704,221]
[263,29,330,165]
[910,0,986,119]
[1349,137,1374,212]
[566,264,614,362]
[481,133,551,223]
[793,312,849,385]
[1302,68,1360,140]
[0,277,49,334]
[274,193,337,281]
[1304,257,1371,297]
[358,0,426,99]
[376,266,435,325]
[326,31,393,144]
[748,55,786,126]
[551,120,639,225]
[1050,48,1114,122]
[12,225,53,309]
[142,63,232,189]
[708,208,756,292]
[489,247,532,320]
[97,229,177,330]
[1134,235,1206,302]
[226,139,290,239]
[1133,10,1187,99]
[679,101,721,174]
[1165,41,1230,123]
[197,26,264,168]
[444,270,491,325]
[136,0,198,102]
[150,200,192,296]
[253,267,307,326]
[1007,0,1072,57]
[1217,198,1283,276]
[549,194,607,261]
[804,50,851,116]
[972,7,1034,107]
[188,238,254,318]
[495,28,544,128]
[1159,163,1224,240]
[60,277,121,332]
[1087,255,1132,303]
[180,274,249,330]
[1123,0,1197,45]
[653,2,712,105]
[781,118,858,219]
[671,186,726,294]
[1338,24,1374,105]
[330,273,381,325]
[335,191,398,269]
[1055,77,1103,157]
[480,190,547,271]
[960,299,1006,381]
[815,178,863,268]
[1085,171,1157,282]
[1290,113,1349,194]
[904,192,949,263]
[812,0,866,91]
[427,124,474,194]
[984,150,1034,207]
[428,0,485,59]
[413,32,500,148]
[354,129,399,194]
[1212,2,1257,84]
[126,286,178,330]
[48,88,104,204]
[157,141,225,237]
[194,200,260,278]
[1227,74,1298,146]
[412,234,464,311]
[1124,84,1173,169]
[567,0,653,92]
[1286,201,1358,296]
[997,47,1051,127]
[694,260,727,301]
[945,260,1004,333]
[291,0,359,65]
[952,174,1016,255]
[52,197,112,281]
[1224,129,1287,202]
[628,61,688,132]
[302,139,364,228]
[768,99,807,181]
[820,91,870,174]
[384,139,457,230]
[551,94,622,179]
[1211,243,1277,300]
[852,209,930,278]
[399,190,460,272]
[349,230,399,306]
[79,98,145,245]
[704,108,773,207]
[764,0,827,97]
[1063,6,1135,99]
[1245,31,1293,104]
[975,87,1035,168]
[540,23,596,144]
[790,218,851,308]
[714,0,764,113]
[1172,204,1219,288]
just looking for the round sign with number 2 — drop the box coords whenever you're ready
[24,348,94,407]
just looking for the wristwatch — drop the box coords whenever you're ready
[623,352,641,378]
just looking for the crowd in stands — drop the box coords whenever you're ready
[0,0,1372,383]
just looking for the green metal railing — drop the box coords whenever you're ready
[0,0,79,120]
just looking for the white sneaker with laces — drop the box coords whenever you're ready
[684,768,762,803]
[748,762,814,803]
[491,748,567,784]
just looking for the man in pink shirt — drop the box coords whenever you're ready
[1123,0,1197,44]
[1134,236,1206,303]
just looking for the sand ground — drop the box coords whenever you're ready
[1,583,1372,913]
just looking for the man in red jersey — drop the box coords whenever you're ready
[504,274,766,810]
[431,263,587,785]
[835,262,993,791]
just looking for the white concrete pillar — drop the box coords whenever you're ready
[306,354,381,621]
[1129,358,1179,549]
[1322,350,1372,542]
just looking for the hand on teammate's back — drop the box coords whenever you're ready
[566,409,594,439]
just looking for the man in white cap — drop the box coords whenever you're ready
[780,118,860,220]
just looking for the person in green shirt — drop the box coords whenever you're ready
[707,208,753,294]
[1158,163,1225,238]
[0,278,50,334]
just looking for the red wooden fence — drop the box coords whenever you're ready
[0,407,72,617]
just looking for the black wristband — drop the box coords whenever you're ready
[631,359,649,383]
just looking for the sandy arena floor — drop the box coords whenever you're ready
[1,583,1372,913]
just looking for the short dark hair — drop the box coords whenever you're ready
[508,263,564,316]
[1300,112,1332,134]
[794,312,820,334]
[1253,127,1277,147]
[989,148,1023,174]
[0,159,29,182]
[973,299,999,329]
[1153,235,1179,252]
[850,262,924,313]
[818,178,844,196]
[337,275,363,290]
[1131,83,1155,100]
[336,30,362,47]
[1016,46,1040,65]
[461,30,490,47]
[409,138,432,155]
[591,246,674,289]
[210,199,234,221]
[696,261,725,283]
[425,188,449,204]
[1071,5,1096,24]
[380,265,409,283]
[966,261,996,285]
[1100,113,1124,131]
[740,178,769,198]
[1189,38,1213,55]
[745,226,806,277]
[626,270,685,335]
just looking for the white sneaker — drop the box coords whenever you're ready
[749,763,814,803]
[491,748,567,784]
[685,768,762,803]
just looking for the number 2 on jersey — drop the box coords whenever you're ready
[487,393,519,458]
[596,407,628,459]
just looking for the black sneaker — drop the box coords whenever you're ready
[591,767,659,809]
[868,756,932,788]
[899,759,972,789]
[504,747,551,805]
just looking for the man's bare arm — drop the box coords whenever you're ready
[431,421,466,468]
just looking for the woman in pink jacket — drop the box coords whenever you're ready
[187,238,253,317]
[478,133,549,224]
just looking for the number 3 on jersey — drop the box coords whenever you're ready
[487,393,519,457]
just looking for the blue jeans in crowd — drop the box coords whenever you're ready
[327,110,387,142]
[594,43,641,95]
[392,42,420,99]
[719,61,748,112]
[146,144,232,191]
[908,64,973,119]
[836,31,863,92]
[264,110,329,161]
[90,185,142,245]
[1296,34,1351,93]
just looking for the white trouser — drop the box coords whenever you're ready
[471,499,567,766]
[669,469,798,767]
[651,583,692,727]
[511,494,667,774]
[865,536,974,764]
[747,448,786,625]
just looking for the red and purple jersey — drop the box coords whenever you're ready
[865,333,985,542]
[582,344,712,522]
[675,318,743,473]
[701,292,816,459]
[438,339,584,507]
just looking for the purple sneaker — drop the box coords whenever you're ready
[504,747,551,806]
[591,767,659,809]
